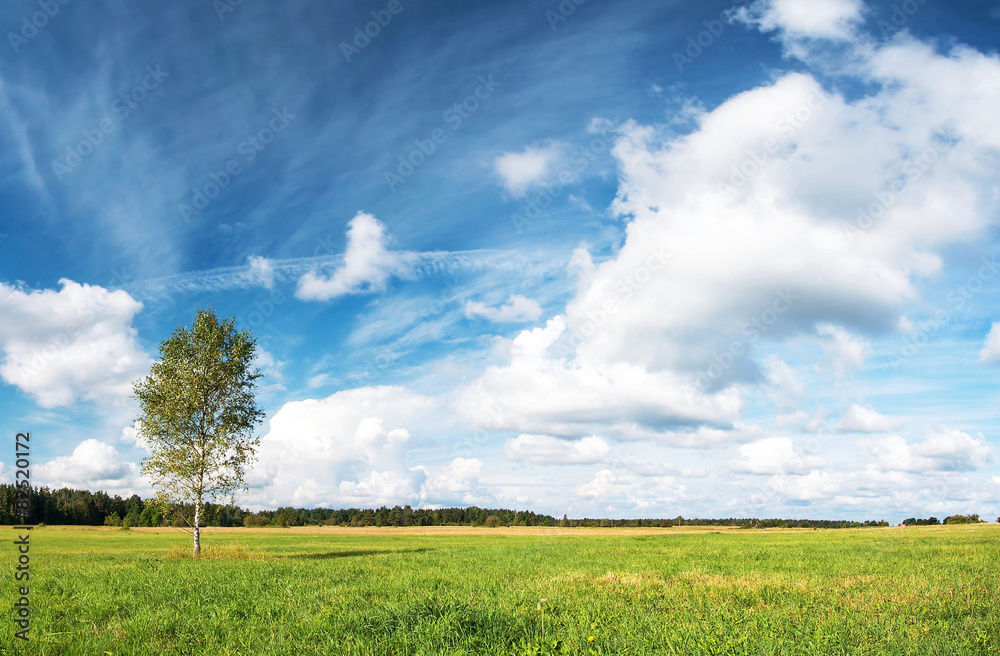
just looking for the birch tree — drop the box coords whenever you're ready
[134,309,264,557]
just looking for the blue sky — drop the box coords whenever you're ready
[1,0,999,521]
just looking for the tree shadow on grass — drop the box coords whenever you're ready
[285,548,433,560]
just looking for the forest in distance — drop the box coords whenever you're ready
[2,484,987,530]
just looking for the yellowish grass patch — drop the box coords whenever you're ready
[166,542,266,560]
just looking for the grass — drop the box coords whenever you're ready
[2,524,998,655]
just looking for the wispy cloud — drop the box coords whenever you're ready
[118,248,558,300]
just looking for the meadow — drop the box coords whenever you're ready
[2,524,998,655]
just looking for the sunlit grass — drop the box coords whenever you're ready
[2,524,998,654]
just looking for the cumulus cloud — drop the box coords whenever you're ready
[765,356,805,410]
[861,429,994,473]
[494,143,567,196]
[816,325,871,376]
[979,323,1000,364]
[296,212,414,301]
[0,279,151,407]
[757,467,911,504]
[731,436,824,474]
[576,469,684,510]
[773,410,828,432]
[455,316,742,443]
[36,439,146,493]
[505,434,610,465]
[837,404,905,433]
[568,80,928,382]
[335,470,418,506]
[246,386,462,508]
[564,31,1000,388]
[736,0,864,41]
[417,457,484,505]
[120,424,151,452]
[465,294,543,323]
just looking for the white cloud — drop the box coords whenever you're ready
[816,325,870,376]
[254,347,283,379]
[455,316,742,443]
[0,279,151,407]
[296,212,414,301]
[655,423,769,448]
[765,356,804,410]
[731,436,824,474]
[505,434,610,465]
[576,469,684,510]
[417,457,484,504]
[861,429,994,473]
[837,404,905,433]
[494,143,567,196]
[120,424,151,452]
[578,469,617,498]
[759,467,907,503]
[465,294,543,323]
[246,386,443,508]
[36,439,147,493]
[568,77,926,381]
[773,410,827,432]
[737,0,864,41]
[336,470,418,506]
[979,323,1000,364]
[558,33,1000,397]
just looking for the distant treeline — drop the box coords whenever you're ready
[0,485,986,528]
[903,515,988,526]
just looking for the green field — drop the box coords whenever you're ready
[2,524,998,655]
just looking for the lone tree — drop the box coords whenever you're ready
[134,309,264,557]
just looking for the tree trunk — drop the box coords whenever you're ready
[193,498,201,557]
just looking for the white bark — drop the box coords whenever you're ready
[193,498,201,557]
